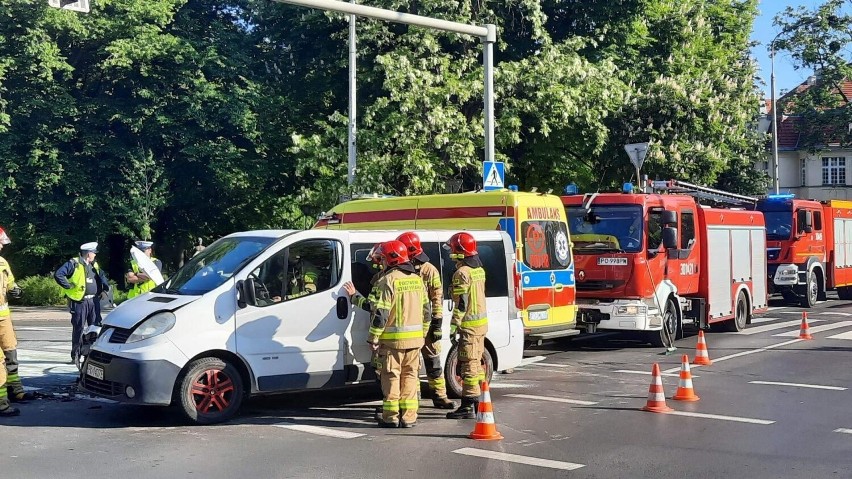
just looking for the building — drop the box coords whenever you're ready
[759,76,852,200]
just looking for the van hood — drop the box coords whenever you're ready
[104,294,200,329]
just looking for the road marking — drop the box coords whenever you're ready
[749,381,846,391]
[667,411,775,425]
[452,448,585,471]
[505,394,598,406]
[736,319,824,335]
[820,312,852,316]
[835,428,852,435]
[773,320,852,337]
[525,362,572,368]
[662,338,804,374]
[779,311,805,315]
[272,422,365,439]
[15,326,72,331]
[43,345,72,351]
[766,307,785,311]
[616,369,690,377]
[827,330,852,340]
[489,383,531,389]
[749,316,781,324]
[519,356,546,367]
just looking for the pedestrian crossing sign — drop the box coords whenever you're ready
[482,161,505,191]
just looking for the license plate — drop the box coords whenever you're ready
[86,363,104,380]
[598,257,628,266]
[529,310,548,321]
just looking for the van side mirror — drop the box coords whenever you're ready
[663,227,678,249]
[661,210,678,225]
[237,278,257,308]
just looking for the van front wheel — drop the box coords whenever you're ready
[176,357,244,425]
[444,343,494,399]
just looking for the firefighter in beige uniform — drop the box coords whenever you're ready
[397,232,455,410]
[445,232,488,420]
[368,240,428,428]
[0,227,32,417]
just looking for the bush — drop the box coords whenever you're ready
[110,280,129,305]
[13,275,66,306]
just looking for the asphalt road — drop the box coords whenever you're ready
[4,297,852,478]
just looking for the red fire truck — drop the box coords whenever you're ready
[756,196,852,306]
[562,180,768,347]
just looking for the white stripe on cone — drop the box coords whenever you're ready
[649,392,666,402]
[476,411,495,424]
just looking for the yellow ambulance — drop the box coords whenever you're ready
[315,189,579,343]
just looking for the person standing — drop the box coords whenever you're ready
[54,242,108,364]
[445,232,488,420]
[0,227,32,417]
[396,232,455,410]
[126,241,162,299]
[192,237,206,258]
[368,240,427,428]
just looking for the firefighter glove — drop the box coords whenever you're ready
[8,286,22,299]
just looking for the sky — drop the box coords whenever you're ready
[750,0,824,99]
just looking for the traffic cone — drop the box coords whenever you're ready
[641,363,673,413]
[798,312,813,340]
[469,381,503,441]
[692,330,713,366]
[672,354,700,401]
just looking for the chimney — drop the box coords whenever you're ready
[807,76,817,86]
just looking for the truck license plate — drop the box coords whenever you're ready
[86,363,104,380]
[529,311,548,321]
[598,257,628,266]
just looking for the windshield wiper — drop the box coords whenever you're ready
[575,244,624,253]
[161,287,182,295]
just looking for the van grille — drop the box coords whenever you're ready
[87,350,114,365]
[81,375,124,397]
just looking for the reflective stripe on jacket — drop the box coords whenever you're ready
[451,265,488,335]
[63,258,100,301]
[369,268,427,350]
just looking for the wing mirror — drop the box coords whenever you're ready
[662,227,678,250]
[661,210,678,225]
[237,278,257,308]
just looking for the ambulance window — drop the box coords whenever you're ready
[681,211,695,250]
[440,240,508,297]
[520,221,572,271]
[251,239,341,306]
[647,210,663,250]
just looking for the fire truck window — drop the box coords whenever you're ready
[814,211,823,231]
[797,209,807,233]
[647,210,663,250]
[681,211,696,249]
[441,240,508,297]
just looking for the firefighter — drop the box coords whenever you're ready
[0,227,31,417]
[368,240,427,428]
[445,232,488,420]
[343,245,385,375]
[397,232,455,410]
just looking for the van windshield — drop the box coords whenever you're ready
[156,237,275,295]
[567,205,643,253]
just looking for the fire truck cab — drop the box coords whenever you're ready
[563,181,767,347]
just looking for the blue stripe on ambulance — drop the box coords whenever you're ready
[519,269,575,288]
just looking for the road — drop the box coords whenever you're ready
[4,298,852,478]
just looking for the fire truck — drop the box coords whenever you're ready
[756,195,852,307]
[562,180,768,347]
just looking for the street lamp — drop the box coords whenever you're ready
[769,32,782,195]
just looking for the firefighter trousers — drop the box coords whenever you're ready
[421,335,448,400]
[459,333,486,399]
[380,347,420,425]
[0,316,22,407]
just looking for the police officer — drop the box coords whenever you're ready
[126,241,162,299]
[54,242,109,364]
[368,240,427,428]
[0,227,31,417]
[397,232,455,410]
[445,232,488,420]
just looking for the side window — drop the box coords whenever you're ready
[814,211,823,231]
[647,209,663,250]
[797,209,807,233]
[251,239,341,306]
[350,243,377,297]
[520,221,571,271]
[441,240,508,297]
[681,211,696,250]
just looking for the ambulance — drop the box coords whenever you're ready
[80,229,523,424]
[315,189,580,344]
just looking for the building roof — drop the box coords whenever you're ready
[765,75,852,150]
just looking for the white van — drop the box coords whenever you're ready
[80,229,523,424]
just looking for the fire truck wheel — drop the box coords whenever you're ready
[725,291,749,332]
[799,271,819,308]
[647,298,679,348]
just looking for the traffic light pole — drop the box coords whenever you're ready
[274,0,498,181]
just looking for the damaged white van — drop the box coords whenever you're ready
[81,229,523,424]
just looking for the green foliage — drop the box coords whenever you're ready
[13,275,66,306]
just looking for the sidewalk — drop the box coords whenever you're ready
[11,306,71,322]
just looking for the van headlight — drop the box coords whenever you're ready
[127,312,176,343]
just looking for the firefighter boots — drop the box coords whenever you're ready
[432,396,456,409]
[446,398,478,419]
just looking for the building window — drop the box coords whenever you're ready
[822,157,846,185]
[801,159,807,186]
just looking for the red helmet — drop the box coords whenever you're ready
[396,232,423,257]
[0,227,10,245]
[377,240,409,267]
[446,232,477,257]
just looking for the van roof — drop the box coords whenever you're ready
[224,230,297,239]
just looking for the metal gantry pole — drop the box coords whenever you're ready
[275,0,497,165]
[347,1,357,186]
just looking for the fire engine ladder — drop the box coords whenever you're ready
[649,179,758,207]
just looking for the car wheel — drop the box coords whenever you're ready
[444,343,494,399]
[176,357,244,425]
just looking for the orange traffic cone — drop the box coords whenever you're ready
[798,312,813,340]
[469,381,503,441]
[641,363,673,413]
[672,354,700,401]
[692,330,713,366]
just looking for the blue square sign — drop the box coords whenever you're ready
[482,161,505,191]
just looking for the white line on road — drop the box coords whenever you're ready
[749,381,847,391]
[666,411,775,425]
[519,356,546,367]
[826,330,852,340]
[505,394,598,406]
[488,383,531,389]
[779,311,806,315]
[736,319,824,335]
[15,326,72,331]
[452,448,585,471]
[616,369,689,377]
[662,338,804,374]
[749,316,781,324]
[272,422,365,439]
[819,312,852,316]
[773,320,852,337]
[524,362,572,368]
[834,428,852,435]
